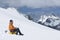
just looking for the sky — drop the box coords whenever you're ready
[0,0,60,8]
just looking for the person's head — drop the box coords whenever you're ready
[9,20,13,25]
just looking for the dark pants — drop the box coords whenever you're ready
[10,28,23,35]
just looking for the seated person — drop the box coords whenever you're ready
[8,20,24,36]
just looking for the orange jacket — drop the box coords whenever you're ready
[8,24,15,31]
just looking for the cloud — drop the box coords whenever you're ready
[20,0,60,8]
[0,0,60,8]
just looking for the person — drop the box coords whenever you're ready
[8,20,24,36]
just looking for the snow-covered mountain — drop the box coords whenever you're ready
[0,7,60,40]
[38,14,60,30]
[38,14,59,23]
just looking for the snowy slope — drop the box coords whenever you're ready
[0,8,60,40]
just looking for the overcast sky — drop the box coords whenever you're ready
[0,0,60,8]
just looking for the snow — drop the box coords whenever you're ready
[38,15,60,27]
[0,7,60,40]
[38,15,60,23]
